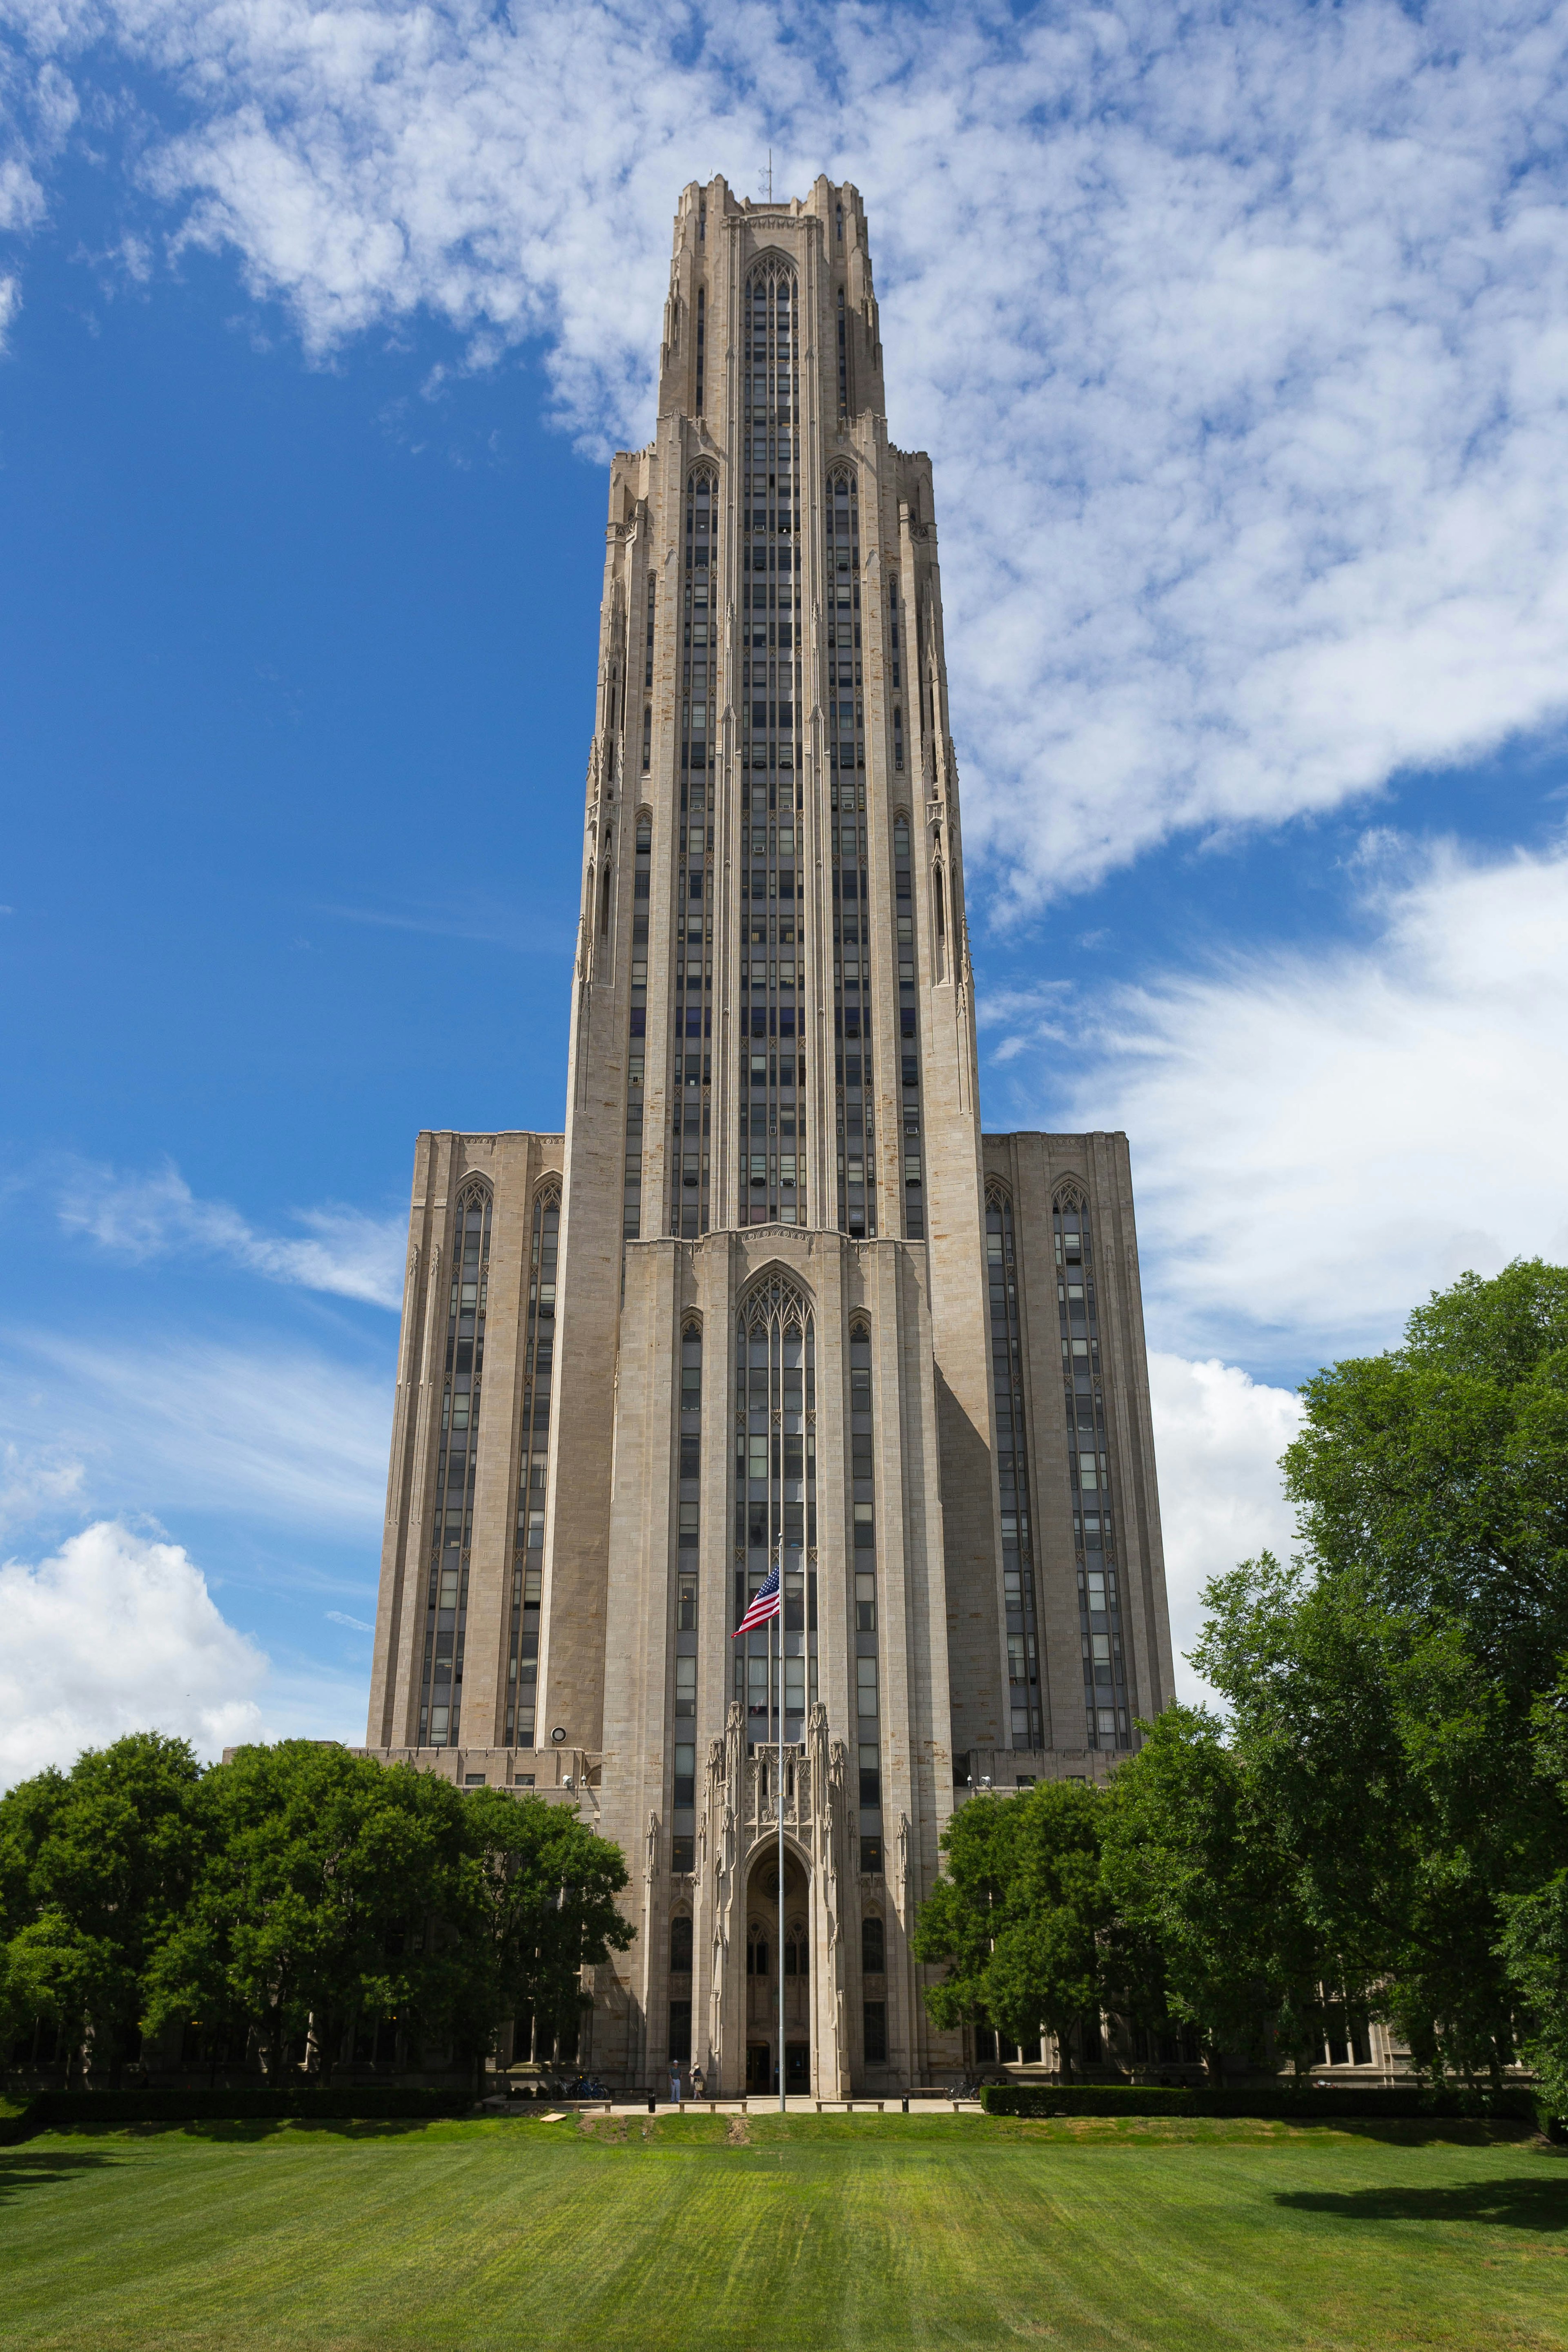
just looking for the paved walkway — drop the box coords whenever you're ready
[480,2096,986,2118]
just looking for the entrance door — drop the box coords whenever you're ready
[746,2043,771,2092]
[785,2042,810,2093]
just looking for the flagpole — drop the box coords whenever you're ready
[777,1532,785,2114]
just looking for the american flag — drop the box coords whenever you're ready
[733,1560,781,1638]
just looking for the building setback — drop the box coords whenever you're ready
[361,176,1176,2096]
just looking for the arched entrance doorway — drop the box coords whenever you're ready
[744,1843,811,2095]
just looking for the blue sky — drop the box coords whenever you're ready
[3,0,1568,1773]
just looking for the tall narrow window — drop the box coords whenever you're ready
[849,1317,882,1871]
[828,466,871,1238]
[676,472,718,1237]
[626,814,650,1237]
[673,1314,702,1870]
[695,284,705,416]
[987,1187,1042,1748]
[1058,1187,1134,1750]
[738,260,804,1233]
[894,815,923,1239]
[503,1187,558,1748]
[421,1182,491,1749]
[733,1274,816,1738]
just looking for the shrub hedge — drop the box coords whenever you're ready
[980,2082,1557,2131]
[0,2084,474,2146]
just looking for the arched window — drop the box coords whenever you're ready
[672,1314,701,1874]
[734,1274,816,1734]
[599,848,612,939]
[670,1913,693,1974]
[784,1924,809,1980]
[682,466,718,785]
[861,1914,885,1975]
[421,1181,492,1751]
[747,1920,770,1978]
[503,1185,559,1749]
[849,1316,883,1869]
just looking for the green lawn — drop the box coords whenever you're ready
[1,2112,1565,2350]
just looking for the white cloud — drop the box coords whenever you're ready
[0,1519,268,1787]
[5,1330,391,1529]
[3,4,1568,889]
[1148,1354,1305,1708]
[325,1608,371,1631]
[0,1439,86,1535]
[989,834,1568,1365]
[58,1157,407,1309]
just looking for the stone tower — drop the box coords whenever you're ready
[362,177,1175,2095]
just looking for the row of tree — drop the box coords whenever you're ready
[0,1735,632,2088]
[914,1263,1568,2108]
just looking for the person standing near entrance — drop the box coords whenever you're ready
[669,2061,682,2106]
[691,2064,706,2100]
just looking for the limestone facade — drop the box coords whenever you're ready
[362,177,1174,2094]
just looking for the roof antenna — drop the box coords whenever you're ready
[761,147,773,204]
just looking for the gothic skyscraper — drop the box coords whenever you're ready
[363,177,1174,2094]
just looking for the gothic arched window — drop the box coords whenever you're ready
[501,1185,558,1749]
[862,1913,885,1975]
[421,1180,492,1751]
[734,1274,816,1735]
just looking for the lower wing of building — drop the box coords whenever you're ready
[359,1121,1172,2095]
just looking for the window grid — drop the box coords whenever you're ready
[733,1278,817,1736]
[672,1318,702,1872]
[1058,1192,1135,1749]
[849,1318,883,1872]
[673,467,717,1237]
[895,814,924,1239]
[502,1189,557,1748]
[420,1183,490,1748]
[829,466,873,1238]
[739,261,806,1229]
[987,1187,1044,1748]
[626,815,650,1236]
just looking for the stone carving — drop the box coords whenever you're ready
[895,1812,911,1921]
[645,1809,659,1882]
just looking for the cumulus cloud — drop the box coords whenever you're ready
[1148,1354,1305,1708]
[5,1330,391,1529]
[987,834,1568,1367]
[0,1519,268,1787]
[58,1157,406,1308]
[2,2,1568,890]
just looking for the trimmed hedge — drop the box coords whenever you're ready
[980,2082,1554,2129]
[0,2084,474,2146]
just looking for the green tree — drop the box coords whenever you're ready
[1497,1679,1568,2120]
[1195,1261,1568,2087]
[458,1786,633,2068]
[144,1742,477,2082]
[0,1734,203,2085]
[913,1782,1124,2074]
[1101,1702,1333,2076]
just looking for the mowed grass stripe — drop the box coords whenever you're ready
[0,2116,1564,2351]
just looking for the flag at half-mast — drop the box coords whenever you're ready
[733,1559,781,1638]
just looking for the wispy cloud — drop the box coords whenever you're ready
[57,1157,406,1309]
[2,4,1568,896]
[316,898,575,954]
[325,1608,372,1632]
[987,833,1568,1368]
[4,1330,391,1530]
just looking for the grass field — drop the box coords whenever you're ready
[2,2111,1565,2351]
